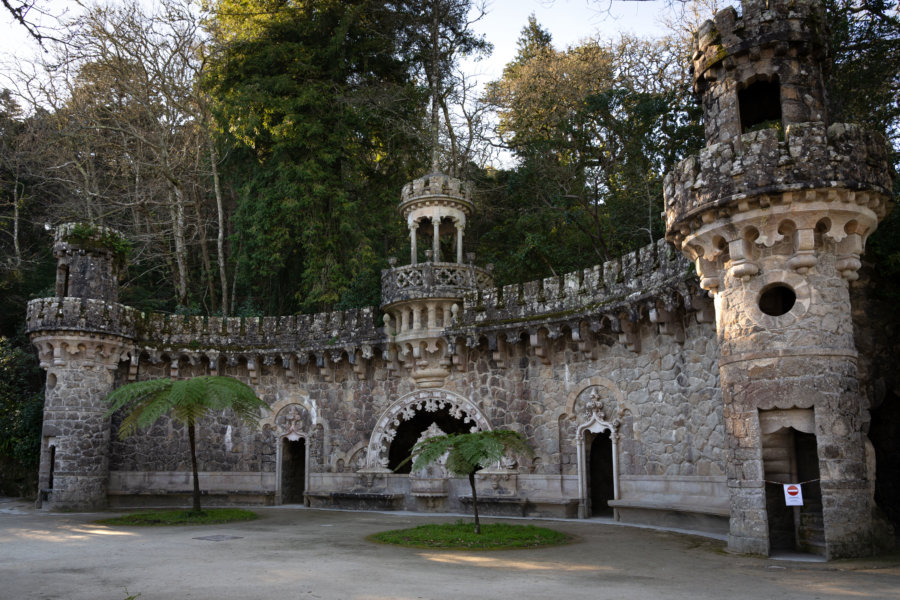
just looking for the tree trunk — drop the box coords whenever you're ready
[168,186,189,305]
[188,421,202,513]
[191,183,216,311]
[430,0,441,171]
[12,170,21,268]
[210,144,229,316]
[468,471,481,534]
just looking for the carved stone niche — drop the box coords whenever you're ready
[409,423,449,497]
[476,453,519,498]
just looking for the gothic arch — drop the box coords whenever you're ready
[261,398,319,505]
[365,389,492,470]
[566,379,625,518]
[565,376,627,418]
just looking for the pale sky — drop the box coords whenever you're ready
[467,0,673,83]
[1,0,676,80]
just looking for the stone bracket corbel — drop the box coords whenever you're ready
[787,227,817,274]
[128,350,140,381]
[487,333,505,369]
[650,306,685,344]
[614,314,641,353]
[571,321,598,360]
[835,232,863,281]
[529,329,552,365]
[281,353,295,383]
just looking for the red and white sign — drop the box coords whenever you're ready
[783,483,804,506]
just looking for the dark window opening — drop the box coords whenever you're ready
[281,438,306,504]
[759,284,796,317]
[589,431,615,517]
[47,445,56,489]
[388,407,471,473]
[739,78,782,133]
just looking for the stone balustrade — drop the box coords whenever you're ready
[381,262,494,307]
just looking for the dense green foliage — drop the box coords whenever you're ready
[479,27,703,281]
[96,508,258,526]
[205,0,428,313]
[370,521,569,549]
[0,335,43,495]
[106,375,267,511]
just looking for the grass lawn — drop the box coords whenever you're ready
[369,521,571,550]
[95,508,258,526]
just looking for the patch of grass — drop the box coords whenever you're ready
[369,521,571,550]
[95,508,258,526]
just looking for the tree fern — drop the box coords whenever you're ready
[406,430,534,533]
[106,376,266,512]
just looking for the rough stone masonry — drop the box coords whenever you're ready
[26,0,895,560]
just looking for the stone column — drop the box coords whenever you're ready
[32,333,128,510]
[409,222,418,265]
[456,223,464,264]
[432,219,440,262]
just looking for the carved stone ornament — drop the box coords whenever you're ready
[274,404,313,442]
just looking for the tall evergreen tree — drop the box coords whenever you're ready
[205,0,428,313]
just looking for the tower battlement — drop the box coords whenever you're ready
[665,122,892,249]
[692,0,828,145]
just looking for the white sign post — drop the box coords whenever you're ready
[783,483,804,506]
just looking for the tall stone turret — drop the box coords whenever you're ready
[664,0,893,558]
[28,223,133,510]
[380,173,493,387]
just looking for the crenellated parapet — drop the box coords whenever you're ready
[691,0,828,145]
[447,240,712,360]
[26,297,384,383]
[665,123,892,290]
[665,123,892,233]
[462,240,692,324]
[398,172,472,216]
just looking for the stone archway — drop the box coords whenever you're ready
[365,390,491,470]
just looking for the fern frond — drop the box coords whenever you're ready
[105,376,265,436]
[408,430,534,477]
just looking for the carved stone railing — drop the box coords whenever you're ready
[381,262,494,307]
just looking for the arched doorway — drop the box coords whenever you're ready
[388,406,471,473]
[281,437,306,504]
[263,401,316,505]
[576,412,619,519]
[366,390,491,470]
[589,431,615,516]
[760,409,824,556]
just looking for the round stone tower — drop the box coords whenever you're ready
[380,173,493,387]
[664,0,893,558]
[28,223,133,510]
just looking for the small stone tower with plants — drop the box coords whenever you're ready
[664,0,893,558]
[31,224,134,510]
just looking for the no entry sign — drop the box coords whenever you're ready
[783,483,804,506]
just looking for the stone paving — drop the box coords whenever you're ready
[1,498,898,600]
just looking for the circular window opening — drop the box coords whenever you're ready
[758,284,796,317]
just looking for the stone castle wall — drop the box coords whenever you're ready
[27,239,727,525]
